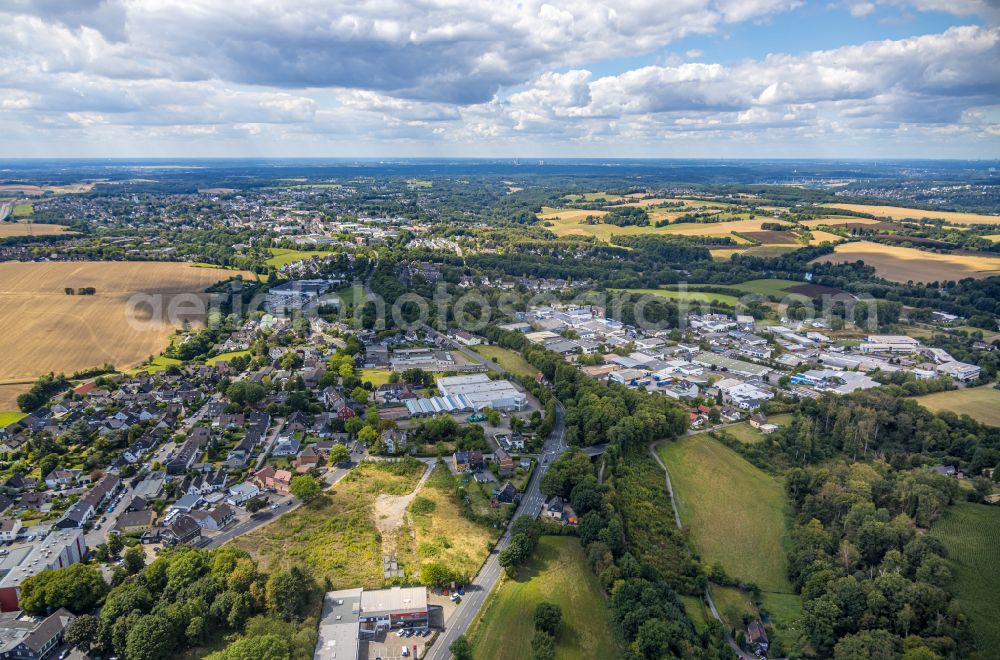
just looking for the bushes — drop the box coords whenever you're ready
[16,372,70,412]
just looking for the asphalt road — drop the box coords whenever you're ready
[425,334,567,660]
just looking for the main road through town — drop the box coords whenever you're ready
[425,331,568,660]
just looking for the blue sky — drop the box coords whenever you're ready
[0,0,997,158]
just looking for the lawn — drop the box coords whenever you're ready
[930,503,1000,654]
[206,350,251,366]
[472,536,620,660]
[913,385,1000,427]
[360,368,393,387]
[126,355,183,376]
[229,459,426,587]
[616,288,740,307]
[657,434,793,593]
[473,345,539,379]
[405,463,498,583]
[265,247,334,268]
[0,411,26,428]
[12,203,32,217]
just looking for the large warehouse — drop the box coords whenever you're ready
[435,374,527,411]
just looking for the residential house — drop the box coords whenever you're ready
[271,436,301,457]
[0,518,21,542]
[381,429,407,455]
[158,514,201,546]
[111,509,155,535]
[0,607,76,659]
[190,504,236,531]
[493,448,514,476]
[494,482,518,504]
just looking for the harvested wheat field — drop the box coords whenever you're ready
[808,230,846,245]
[660,218,793,237]
[0,261,250,407]
[820,204,1000,226]
[0,223,74,238]
[812,241,1000,283]
[801,217,885,228]
[538,207,607,222]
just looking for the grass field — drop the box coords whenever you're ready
[657,435,793,592]
[359,368,393,387]
[230,460,426,586]
[711,585,757,629]
[472,537,620,660]
[12,203,33,217]
[913,386,1000,427]
[0,261,248,409]
[716,278,805,298]
[473,345,539,379]
[206,350,251,366]
[930,503,1000,653]
[0,223,72,237]
[126,355,183,376]
[680,594,711,634]
[800,216,885,228]
[618,288,741,306]
[813,241,1000,282]
[820,203,1000,226]
[405,464,497,582]
[0,411,26,428]
[265,247,334,268]
[563,192,623,202]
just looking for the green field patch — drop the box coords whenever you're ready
[126,355,183,376]
[563,192,624,203]
[471,536,620,660]
[265,247,334,268]
[657,435,793,593]
[206,350,251,366]
[472,345,539,379]
[913,385,1000,427]
[0,411,27,428]
[360,368,392,387]
[12,203,33,217]
[680,594,711,634]
[616,288,741,307]
[930,503,1000,654]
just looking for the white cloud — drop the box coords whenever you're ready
[0,1,996,156]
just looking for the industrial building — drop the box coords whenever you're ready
[265,279,333,315]
[314,587,429,660]
[435,374,527,411]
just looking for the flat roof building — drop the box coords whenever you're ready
[0,529,86,612]
[436,374,527,411]
[314,587,429,660]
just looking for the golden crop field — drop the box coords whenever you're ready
[0,183,94,196]
[800,216,884,228]
[0,223,73,238]
[820,204,1000,226]
[807,230,846,245]
[812,241,1000,283]
[0,262,250,408]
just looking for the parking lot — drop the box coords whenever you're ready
[364,628,433,660]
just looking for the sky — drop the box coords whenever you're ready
[1,0,999,159]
